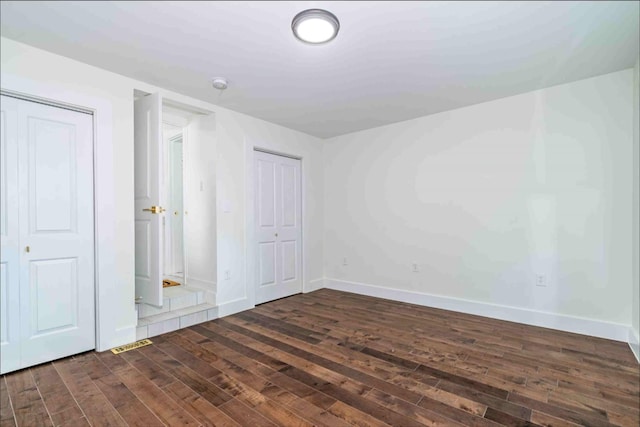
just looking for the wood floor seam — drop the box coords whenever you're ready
[3,377,19,427]
[49,362,91,427]
[27,369,54,427]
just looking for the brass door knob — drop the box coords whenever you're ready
[143,206,165,214]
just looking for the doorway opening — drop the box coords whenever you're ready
[134,93,217,339]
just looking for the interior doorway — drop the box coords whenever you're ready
[134,93,217,334]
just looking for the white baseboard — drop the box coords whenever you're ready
[324,278,630,343]
[216,297,253,318]
[629,328,640,363]
[304,278,325,293]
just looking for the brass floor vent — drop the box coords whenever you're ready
[111,339,152,354]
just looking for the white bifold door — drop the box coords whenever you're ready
[0,95,95,374]
[255,150,302,304]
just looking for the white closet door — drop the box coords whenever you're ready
[134,93,163,307]
[255,151,302,304]
[0,96,21,373]
[16,97,95,370]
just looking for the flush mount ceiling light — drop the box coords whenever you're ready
[292,9,340,44]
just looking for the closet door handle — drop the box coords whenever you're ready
[25,246,30,253]
[142,206,165,214]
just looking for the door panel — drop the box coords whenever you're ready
[134,93,163,307]
[258,160,276,227]
[258,242,276,286]
[16,97,95,370]
[281,164,297,227]
[0,96,22,374]
[1,109,8,237]
[281,240,297,282]
[255,151,302,304]
[29,118,77,232]
[29,258,77,335]
[135,220,151,278]
[0,263,9,344]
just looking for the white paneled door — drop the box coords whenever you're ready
[134,93,163,307]
[255,151,302,304]
[0,96,20,374]
[0,95,95,374]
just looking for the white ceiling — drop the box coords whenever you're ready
[1,1,638,138]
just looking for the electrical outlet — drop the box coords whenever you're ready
[224,270,231,280]
[412,263,419,273]
[342,257,348,266]
[535,274,546,287]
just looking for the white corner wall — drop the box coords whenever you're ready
[215,108,325,315]
[184,115,217,299]
[324,70,634,341]
[632,57,640,360]
[0,37,325,350]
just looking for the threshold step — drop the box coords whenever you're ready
[136,303,218,340]
[138,287,206,318]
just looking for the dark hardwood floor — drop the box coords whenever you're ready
[1,289,638,426]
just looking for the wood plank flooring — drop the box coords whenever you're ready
[1,289,638,426]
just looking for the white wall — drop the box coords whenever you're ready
[2,37,135,350]
[632,57,639,358]
[0,37,324,348]
[215,108,325,315]
[2,35,635,350]
[184,115,217,298]
[324,71,634,338]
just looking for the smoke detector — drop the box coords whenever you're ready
[211,77,228,90]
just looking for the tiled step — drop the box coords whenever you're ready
[137,286,205,318]
[136,303,218,340]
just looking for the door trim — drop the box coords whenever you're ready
[245,145,306,309]
[1,90,94,115]
[1,72,124,352]
[254,147,302,161]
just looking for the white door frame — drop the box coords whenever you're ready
[161,113,189,283]
[1,75,119,352]
[245,144,305,310]
[166,133,184,277]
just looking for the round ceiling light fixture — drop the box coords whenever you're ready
[292,9,340,44]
